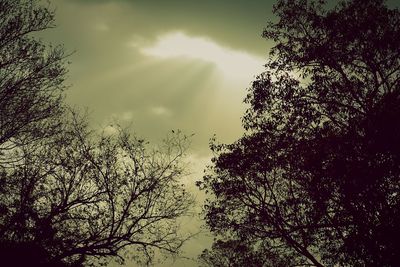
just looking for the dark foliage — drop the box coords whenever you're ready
[198,0,400,266]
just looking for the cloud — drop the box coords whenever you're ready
[150,106,172,116]
[93,22,110,32]
[120,111,134,121]
[104,111,134,122]
[137,32,265,81]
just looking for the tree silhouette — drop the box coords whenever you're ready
[0,0,67,162]
[0,112,193,266]
[198,0,400,266]
[0,1,193,266]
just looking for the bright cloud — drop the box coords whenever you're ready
[139,32,265,81]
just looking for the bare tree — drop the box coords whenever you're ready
[0,112,194,266]
[0,1,194,266]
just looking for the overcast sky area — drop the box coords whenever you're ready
[41,0,277,266]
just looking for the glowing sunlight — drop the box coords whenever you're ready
[139,32,265,82]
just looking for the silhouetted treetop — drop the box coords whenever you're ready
[199,0,400,266]
[261,0,400,115]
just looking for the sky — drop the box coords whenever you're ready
[42,0,276,266]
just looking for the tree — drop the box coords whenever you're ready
[0,1,193,266]
[198,0,400,266]
[0,112,193,266]
[0,0,68,159]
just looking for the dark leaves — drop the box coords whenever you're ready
[199,0,400,266]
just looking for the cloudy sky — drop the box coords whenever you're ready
[42,0,276,266]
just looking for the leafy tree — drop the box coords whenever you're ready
[0,112,193,266]
[198,0,400,266]
[0,0,67,158]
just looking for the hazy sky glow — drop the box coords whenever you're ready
[42,0,277,266]
[139,31,265,81]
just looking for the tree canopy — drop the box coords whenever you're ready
[198,0,400,266]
